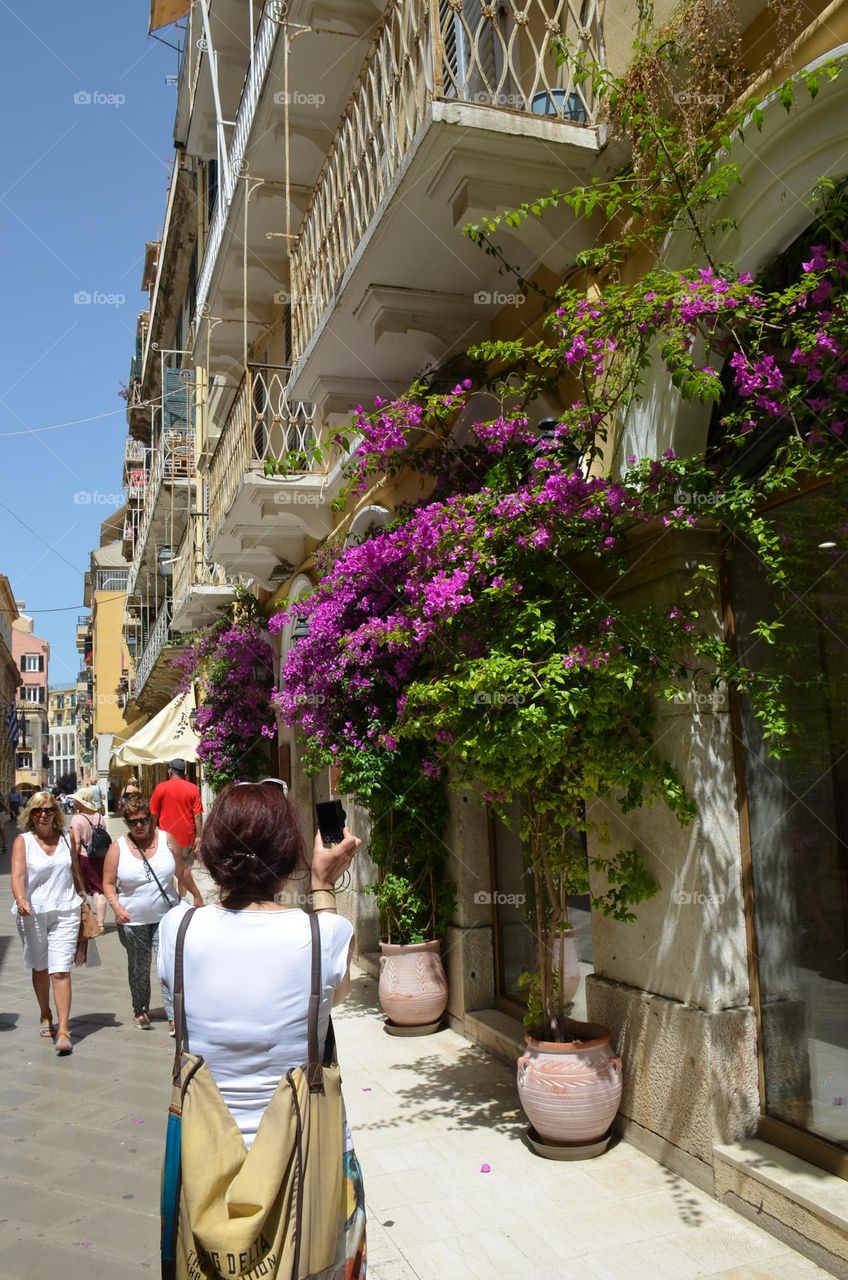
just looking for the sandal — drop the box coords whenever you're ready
[134,1013,153,1030]
[39,1020,55,1039]
[55,1032,72,1055]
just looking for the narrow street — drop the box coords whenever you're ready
[0,830,832,1280]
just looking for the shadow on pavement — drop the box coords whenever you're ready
[69,1012,123,1041]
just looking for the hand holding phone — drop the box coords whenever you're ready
[315,799,346,848]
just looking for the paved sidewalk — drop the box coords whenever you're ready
[0,845,833,1279]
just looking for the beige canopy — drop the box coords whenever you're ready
[111,688,199,766]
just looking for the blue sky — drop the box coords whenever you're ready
[0,1,179,686]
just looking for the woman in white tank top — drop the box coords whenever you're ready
[10,790,86,1055]
[102,795,203,1032]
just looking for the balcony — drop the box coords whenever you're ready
[189,1,378,379]
[171,513,235,631]
[133,601,183,709]
[206,364,332,587]
[288,0,604,411]
[125,424,196,599]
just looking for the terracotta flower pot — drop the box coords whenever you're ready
[378,939,448,1027]
[517,1019,622,1145]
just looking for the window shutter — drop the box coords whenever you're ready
[20,655,26,671]
[38,654,44,672]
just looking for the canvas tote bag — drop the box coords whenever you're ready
[161,909,344,1280]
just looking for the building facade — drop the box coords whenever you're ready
[0,577,21,799]
[47,685,80,790]
[11,607,50,796]
[102,0,848,1266]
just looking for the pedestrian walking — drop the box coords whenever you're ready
[87,778,105,815]
[8,786,22,820]
[149,758,202,866]
[10,790,85,1055]
[102,795,203,1033]
[0,791,10,852]
[117,777,142,812]
[70,788,109,934]
[157,780,366,1277]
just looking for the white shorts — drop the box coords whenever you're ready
[16,909,81,973]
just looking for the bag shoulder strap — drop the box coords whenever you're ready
[307,910,324,1092]
[136,840,176,909]
[171,907,197,1083]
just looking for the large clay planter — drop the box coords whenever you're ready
[517,1019,622,1145]
[546,928,581,1006]
[378,940,448,1027]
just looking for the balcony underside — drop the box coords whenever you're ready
[208,468,334,588]
[289,102,603,413]
[171,584,236,632]
[129,645,186,719]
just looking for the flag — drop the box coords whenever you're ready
[5,703,19,749]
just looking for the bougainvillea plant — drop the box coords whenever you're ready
[175,592,276,792]
[272,33,848,1036]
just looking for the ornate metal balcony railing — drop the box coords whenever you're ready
[125,428,196,598]
[290,0,601,361]
[207,365,318,546]
[124,438,146,465]
[194,1,282,328]
[134,601,172,699]
[172,512,231,619]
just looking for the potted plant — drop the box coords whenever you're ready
[368,871,452,1033]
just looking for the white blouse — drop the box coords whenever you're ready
[158,906,354,1148]
[13,832,79,915]
[116,831,178,925]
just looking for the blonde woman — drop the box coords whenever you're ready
[10,791,85,1055]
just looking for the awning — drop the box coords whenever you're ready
[111,688,199,766]
[150,0,190,33]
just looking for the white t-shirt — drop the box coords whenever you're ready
[13,832,79,914]
[116,832,178,925]
[158,906,354,1149]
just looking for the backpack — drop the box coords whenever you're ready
[161,909,345,1280]
[85,815,112,860]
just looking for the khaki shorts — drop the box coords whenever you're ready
[17,908,81,972]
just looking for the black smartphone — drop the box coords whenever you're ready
[315,799,346,847]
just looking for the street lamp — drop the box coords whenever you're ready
[157,546,174,578]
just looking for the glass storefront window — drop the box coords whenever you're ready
[730,481,848,1151]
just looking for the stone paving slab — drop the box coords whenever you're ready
[0,843,835,1278]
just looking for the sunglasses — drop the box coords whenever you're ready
[32,807,55,817]
[233,777,288,795]
[126,816,151,827]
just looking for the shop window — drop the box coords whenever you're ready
[730,479,848,1160]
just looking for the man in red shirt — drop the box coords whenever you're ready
[150,759,203,867]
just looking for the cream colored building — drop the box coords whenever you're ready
[106,1,848,1265]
